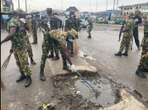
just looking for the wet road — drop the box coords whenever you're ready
[78,24,148,102]
[1,24,148,110]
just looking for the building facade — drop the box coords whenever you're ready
[119,2,148,16]
[1,0,14,13]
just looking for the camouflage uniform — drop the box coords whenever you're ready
[9,19,32,76]
[50,29,77,69]
[40,32,53,75]
[87,18,93,38]
[136,20,148,78]
[115,19,134,56]
[24,33,34,60]
[1,11,32,87]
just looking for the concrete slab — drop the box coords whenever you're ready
[46,56,97,76]
[99,89,147,110]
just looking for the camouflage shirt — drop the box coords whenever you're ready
[123,19,134,38]
[8,17,26,50]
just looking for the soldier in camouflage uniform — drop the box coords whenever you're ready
[21,18,36,65]
[39,8,62,81]
[136,16,148,78]
[115,15,134,57]
[86,17,93,39]
[46,8,62,60]
[1,11,32,87]
[39,16,77,81]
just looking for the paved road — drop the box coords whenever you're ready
[78,25,148,102]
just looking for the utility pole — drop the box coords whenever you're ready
[25,0,28,12]
[116,0,119,10]
[95,0,98,11]
[18,0,20,9]
[113,0,116,10]
[106,0,108,11]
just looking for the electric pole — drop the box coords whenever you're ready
[106,0,108,11]
[25,0,28,12]
[113,0,116,10]
[18,0,20,9]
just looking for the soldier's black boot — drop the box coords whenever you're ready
[48,52,54,58]
[24,75,32,87]
[136,69,146,78]
[122,52,128,56]
[30,57,36,65]
[54,53,60,60]
[40,72,46,81]
[114,52,122,56]
[88,35,91,39]
[16,72,26,83]
[63,61,69,71]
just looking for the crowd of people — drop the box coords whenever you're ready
[1,8,85,87]
[1,8,147,89]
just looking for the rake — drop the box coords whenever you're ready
[1,53,12,73]
[1,53,12,89]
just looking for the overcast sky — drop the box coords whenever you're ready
[12,0,148,12]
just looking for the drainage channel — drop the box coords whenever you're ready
[51,73,121,110]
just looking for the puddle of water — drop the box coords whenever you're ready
[75,77,117,107]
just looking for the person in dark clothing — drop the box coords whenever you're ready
[31,15,38,44]
[133,11,142,50]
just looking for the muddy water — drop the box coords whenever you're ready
[75,77,118,107]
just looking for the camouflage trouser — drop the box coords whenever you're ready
[50,39,59,57]
[138,55,148,71]
[119,36,131,53]
[26,36,33,58]
[14,49,32,76]
[40,40,52,73]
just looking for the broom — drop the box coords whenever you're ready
[1,53,12,89]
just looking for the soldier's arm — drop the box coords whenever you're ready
[1,27,16,45]
[1,33,14,45]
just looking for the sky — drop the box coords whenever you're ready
[12,0,148,12]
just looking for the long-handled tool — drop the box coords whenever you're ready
[1,53,12,72]
[1,53,12,89]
